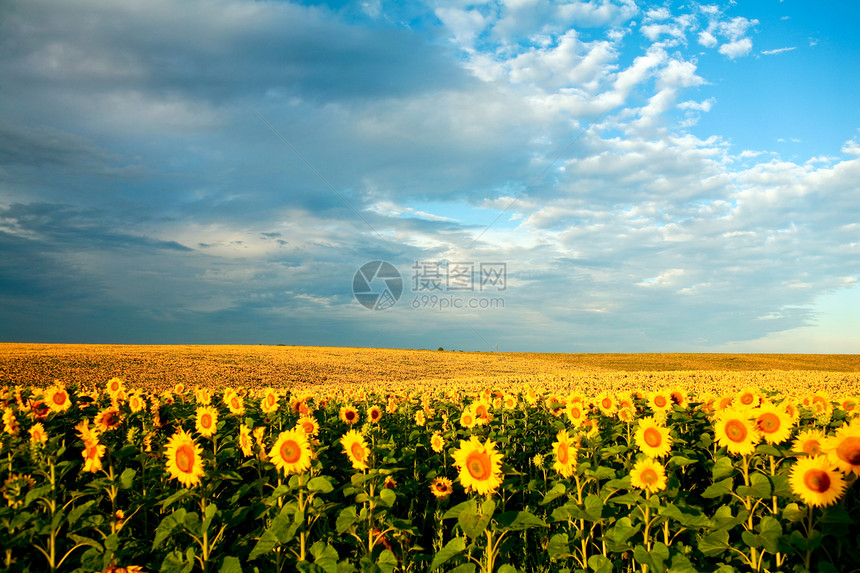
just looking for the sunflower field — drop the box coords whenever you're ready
[1,376,859,573]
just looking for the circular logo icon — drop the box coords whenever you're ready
[353,261,403,310]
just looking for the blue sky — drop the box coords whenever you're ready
[1,0,858,352]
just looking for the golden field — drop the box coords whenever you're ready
[1,343,858,395]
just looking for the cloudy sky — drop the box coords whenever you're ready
[1,0,858,352]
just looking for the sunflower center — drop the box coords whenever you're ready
[757,413,780,433]
[654,396,667,408]
[803,440,821,456]
[465,450,491,481]
[725,419,748,443]
[602,398,612,409]
[175,444,195,474]
[230,397,241,409]
[280,440,301,464]
[671,393,682,405]
[643,427,662,448]
[836,436,860,465]
[641,469,658,484]
[740,394,754,405]
[350,441,367,462]
[52,392,67,405]
[803,469,831,493]
[201,413,212,428]
[557,443,569,464]
[346,410,356,421]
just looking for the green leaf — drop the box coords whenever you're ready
[587,554,613,573]
[458,502,492,539]
[782,503,804,523]
[379,487,396,508]
[659,503,710,529]
[698,529,730,557]
[668,455,697,468]
[120,468,136,490]
[336,506,358,534]
[711,457,734,480]
[68,500,96,530]
[307,476,335,494]
[667,553,699,573]
[541,482,566,505]
[430,536,466,570]
[633,542,668,573]
[497,565,518,573]
[249,504,297,560]
[443,500,475,520]
[820,505,854,524]
[377,549,397,573]
[605,517,640,552]
[448,565,476,573]
[218,556,243,573]
[702,478,734,499]
[154,509,187,550]
[547,533,573,560]
[496,510,548,531]
[161,550,194,573]
[736,472,771,499]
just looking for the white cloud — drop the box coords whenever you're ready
[719,38,753,59]
[762,46,796,55]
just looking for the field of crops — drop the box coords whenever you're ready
[1,345,858,573]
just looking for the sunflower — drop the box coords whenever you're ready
[45,383,72,413]
[792,429,826,457]
[459,408,476,429]
[196,388,212,406]
[29,422,48,445]
[789,455,847,507]
[106,377,125,398]
[2,473,36,508]
[238,424,254,457]
[414,410,426,427]
[75,420,99,443]
[429,476,453,499]
[634,417,673,458]
[269,429,313,476]
[340,404,360,425]
[195,406,219,438]
[368,405,383,424]
[648,391,672,412]
[2,407,19,436]
[669,387,688,408]
[552,429,577,478]
[618,407,635,423]
[164,429,205,487]
[713,409,760,456]
[173,383,186,396]
[823,420,860,476]
[226,394,245,416]
[734,387,761,410]
[630,458,667,494]
[431,432,444,453]
[82,438,106,473]
[565,401,587,428]
[95,407,122,432]
[596,392,617,417]
[128,393,146,413]
[753,402,793,445]
[473,400,492,425]
[503,394,517,409]
[260,388,279,414]
[296,415,320,437]
[341,429,370,470]
[452,436,504,496]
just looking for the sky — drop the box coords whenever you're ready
[1,0,859,353]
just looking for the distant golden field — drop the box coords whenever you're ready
[1,343,858,396]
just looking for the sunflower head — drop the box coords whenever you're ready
[552,429,577,478]
[714,409,760,456]
[634,417,672,458]
[451,436,504,496]
[268,429,313,476]
[789,455,847,507]
[630,458,668,494]
[824,420,860,476]
[195,406,219,438]
[429,476,453,499]
[340,429,371,471]
[164,429,205,488]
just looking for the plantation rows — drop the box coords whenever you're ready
[1,379,858,573]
